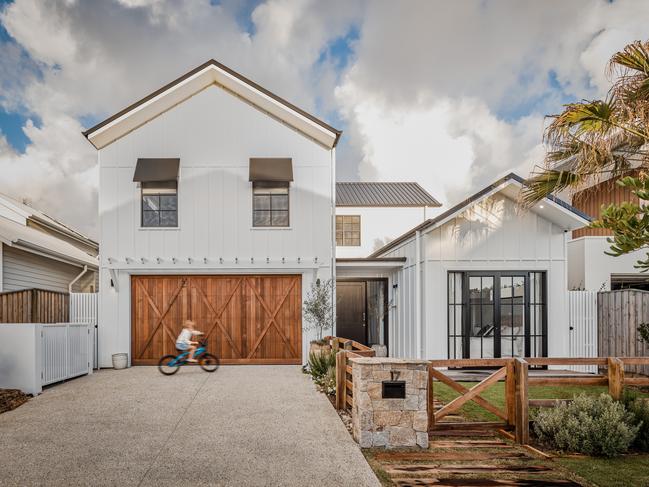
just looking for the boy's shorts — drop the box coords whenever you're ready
[176,342,190,351]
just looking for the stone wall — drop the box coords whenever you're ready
[350,357,429,448]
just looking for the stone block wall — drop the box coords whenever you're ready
[350,357,429,448]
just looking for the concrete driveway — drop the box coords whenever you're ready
[0,366,379,487]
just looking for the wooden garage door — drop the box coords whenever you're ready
[131,275,302,365]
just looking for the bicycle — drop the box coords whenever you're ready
[157,337,220,375]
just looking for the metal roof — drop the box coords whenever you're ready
[336,182,441,207]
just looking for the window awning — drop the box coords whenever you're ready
[133,158,180,182]
[249,158,293,182]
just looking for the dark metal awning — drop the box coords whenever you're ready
[249,158,293,182]
[133,158,180,182]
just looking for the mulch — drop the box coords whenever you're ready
[0,389,30,414]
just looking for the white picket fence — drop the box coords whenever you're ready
[567,290,598,373]
[70,293,98,369]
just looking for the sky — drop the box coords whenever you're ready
[0,0,648,238]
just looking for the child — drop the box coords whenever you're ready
[176,320,203,363]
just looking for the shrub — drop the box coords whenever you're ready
[534,393,639,457]
[623,389,649,451]
[307,350,336,385]
[320,365,336,396]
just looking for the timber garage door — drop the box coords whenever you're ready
[131,275,302,365]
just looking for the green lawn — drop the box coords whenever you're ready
[433,381,613,422]
[557,455,649,487]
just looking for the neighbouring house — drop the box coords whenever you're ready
[567,172,649,291]
[0,193,98,294]
[336,173,590,360]
[335,182,440,258]
[83,60,340,367]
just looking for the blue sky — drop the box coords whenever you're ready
[0,0,646,235]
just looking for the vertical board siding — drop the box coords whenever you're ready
[2,245,96,293]
[572,174,639,238]
[598,290,649,376]
[568,291,598,373]
[70,293,98,368]
[41,323,91,385]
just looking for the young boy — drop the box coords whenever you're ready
[175,320,203,362]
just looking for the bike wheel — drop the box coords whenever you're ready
[158,355,181,375]
[199,353,220,372]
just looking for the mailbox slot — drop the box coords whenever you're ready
[382,380,406,399]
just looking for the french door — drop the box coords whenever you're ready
[447,271,546,359]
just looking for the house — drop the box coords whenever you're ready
[567,172,649,291]
[0,193,98,294]
[335,182,440,258]
[336,173,590,360]
[83,60,340,367]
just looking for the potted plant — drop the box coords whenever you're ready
[303,278,334,354]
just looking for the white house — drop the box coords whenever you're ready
[336,173,590,360]
[83,60,340,367]
[335,182,440,258]
[0,193,98,294]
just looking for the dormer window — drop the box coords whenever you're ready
[133,158,180,228]
[249,158,293,228]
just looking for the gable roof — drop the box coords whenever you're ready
[82,60,341,150]
[369,173,591,257]
[336,182,441,207]
[0,194,98,268]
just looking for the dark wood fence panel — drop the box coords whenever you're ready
[598,289,649,376]
[0,288,69,323]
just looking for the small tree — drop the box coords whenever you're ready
[303,278,334,342]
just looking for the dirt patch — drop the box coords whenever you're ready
[0,389,30,414]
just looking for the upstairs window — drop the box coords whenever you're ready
[252,182,289,227]
[142,181,178,227]
[336,215,361,246]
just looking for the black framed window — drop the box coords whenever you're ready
[252,182,289,227]
[141,181,178,228]
[447,272,464,359]
[336,215,361,246]
[447,271,547,359]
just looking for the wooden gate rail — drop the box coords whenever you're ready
[427,356,649,445]
[329,336,376,410]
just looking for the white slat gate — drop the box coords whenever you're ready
[70,293,98,369]
[568,290,598,373]
[42,323,91,386]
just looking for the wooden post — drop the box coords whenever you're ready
[427,362,435,430]
[505,359,516,427]
[608,357,624,401]
[336,351,347,410]
[514,358,529,445]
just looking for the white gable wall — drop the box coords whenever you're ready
[381,192,569,360]
[336,206,429,258]
[98,85,334,367]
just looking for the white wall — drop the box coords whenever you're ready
[0,324,42,395]
[381,192,570,360]
[336,206,429,258]
[568,236,647,291]
[98,85,334,367]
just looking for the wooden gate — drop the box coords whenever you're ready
[131,275,302,365]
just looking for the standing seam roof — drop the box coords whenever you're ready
[336,182,441,207]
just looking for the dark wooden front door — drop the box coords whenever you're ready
[336,282,367,344]
[131,275,302,365]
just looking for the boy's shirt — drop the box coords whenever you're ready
[176,328,200,345]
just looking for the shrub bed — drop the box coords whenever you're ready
[534,393,639,457]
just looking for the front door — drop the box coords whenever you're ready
[336,282,366,344]
[336,279,389,348]
[448,271,546,359]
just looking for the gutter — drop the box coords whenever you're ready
[69,265,88,293]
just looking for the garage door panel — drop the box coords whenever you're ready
[131,275,301,365]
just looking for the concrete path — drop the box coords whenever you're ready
[0,366,379,487]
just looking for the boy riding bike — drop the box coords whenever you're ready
[175,320,203,363]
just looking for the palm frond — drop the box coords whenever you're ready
[609,41,649,76]
[520,170,582,207]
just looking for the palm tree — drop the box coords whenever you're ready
[522,41,649,206]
